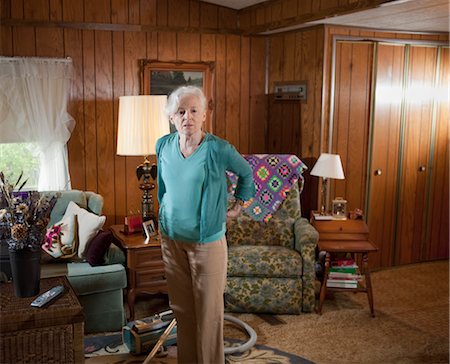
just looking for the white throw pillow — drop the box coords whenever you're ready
[41,214,78,259]
[64,201,106,258]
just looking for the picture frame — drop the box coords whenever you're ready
[142,219,157,239]
[140,60,215,133]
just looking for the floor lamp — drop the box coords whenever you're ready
[116,95,170,222]
[310,153,345,215]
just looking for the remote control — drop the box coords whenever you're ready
[31,285,65,307]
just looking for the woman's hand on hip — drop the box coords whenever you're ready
[227,200,243,219]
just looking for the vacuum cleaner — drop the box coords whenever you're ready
[123,309,257,362]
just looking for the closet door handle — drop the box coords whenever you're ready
[418,165,426,172]
[374,169,382,176]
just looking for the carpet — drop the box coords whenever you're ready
[84,333,314,363]
[85,261,448,363]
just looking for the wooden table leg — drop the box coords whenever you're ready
[318,252,330,315]
[128,288,136,321]
[362,252,375,317]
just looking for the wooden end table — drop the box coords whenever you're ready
[311,216,378,317]
[110,225,167,321]
[0,276,84,363]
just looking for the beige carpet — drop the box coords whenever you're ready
[87,260,449,363]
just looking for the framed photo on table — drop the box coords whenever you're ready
[142,219,157,239]
[140,60,215,133]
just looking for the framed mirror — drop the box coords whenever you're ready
[140,60,215,133]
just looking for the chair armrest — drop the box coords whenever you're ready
[104,244,126,265]
[294,217,319,252]
[294,217,319,312]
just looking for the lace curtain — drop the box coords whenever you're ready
[0,57,75,190]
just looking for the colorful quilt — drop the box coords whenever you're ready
[228,154,307,222]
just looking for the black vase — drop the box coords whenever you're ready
[8,249,41,297]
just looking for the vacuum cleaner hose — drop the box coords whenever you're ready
[223,314,257,355]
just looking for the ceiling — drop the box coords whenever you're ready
[202,0,449,33]
[202,0,268,9]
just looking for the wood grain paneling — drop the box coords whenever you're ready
[2,0,448,256]
[112,31,127,224]
[266,27,324,159]
[36,27,63,57]
[95,30,115,223]
[12,26,35,55]
[64,28,85,190]
[239,36,250,154]
[0,0,265,226]
[214,34,226,138]
[427,46,449,260]
[225,35,241,147]
[249,37,267,153]
[367,43,404,268]
[395,45,438,265]
[325,31,448,268]
[331,41,372,213]
[81,30,95,192]
[1,26,13,56]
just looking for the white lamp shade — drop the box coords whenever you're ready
[117,95,169,156]
[310,153,345,179]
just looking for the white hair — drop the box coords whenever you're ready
[165,86,207,117]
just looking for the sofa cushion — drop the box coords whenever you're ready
[67,263,127,295]
[225,276,302,314]
[227,245,302,278]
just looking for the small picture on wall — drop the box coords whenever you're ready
[143,219,157,239]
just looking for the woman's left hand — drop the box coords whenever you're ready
[227,200,243,218]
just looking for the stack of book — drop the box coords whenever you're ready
[326,258,361,288]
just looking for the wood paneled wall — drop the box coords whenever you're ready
[1,0,448,236]
[267,26,324,160]
[0,0,267,226]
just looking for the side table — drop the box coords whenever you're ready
[311,216,378,317]
[110,225,167,321]
[0,276,84,363]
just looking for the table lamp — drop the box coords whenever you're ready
[117,95,169,222]
[310,153,345,215]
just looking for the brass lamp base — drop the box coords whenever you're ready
[136,157,158,222]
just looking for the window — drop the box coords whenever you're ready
[0,143,39,190]
[0,57,75,191]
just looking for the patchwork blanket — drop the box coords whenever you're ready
[228,154,307,222]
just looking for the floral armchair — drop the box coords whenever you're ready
[225,155,318,314]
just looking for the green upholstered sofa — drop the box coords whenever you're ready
[41,190,127,333]
[225,181,318,314]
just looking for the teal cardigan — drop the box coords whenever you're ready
[156,133,255,242]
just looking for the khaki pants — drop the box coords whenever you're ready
[160,235,227,364]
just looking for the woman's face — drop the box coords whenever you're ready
[170,94,206,137]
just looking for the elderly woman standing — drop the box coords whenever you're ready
[156,86,254,364]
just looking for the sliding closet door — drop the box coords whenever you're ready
[426,46,449,261]
[366,43,404,268]
[331,40,448,268]
[395,45,438,265]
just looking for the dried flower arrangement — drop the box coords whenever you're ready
[0,172,59,251]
